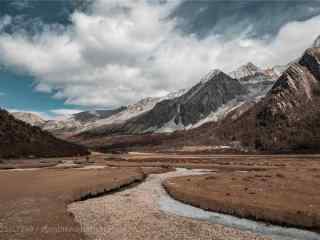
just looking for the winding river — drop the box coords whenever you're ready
[69,168,320,240]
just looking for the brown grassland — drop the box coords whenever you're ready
[1,153,320,240]
[163,155,320,231]
[0,166,145,240]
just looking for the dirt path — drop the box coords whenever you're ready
[68,169,269,240]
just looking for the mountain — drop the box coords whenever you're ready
[0,109,88,158]
[86,46,320,154]
[38,89,187,137]
[12,112,46,127]
[77,67,278,139]
[72,107,127,123]
[11,62,279,140]
[216,47,320,153]
[117,70,247,134]
[229,62,264,80]
[229,62,276,99]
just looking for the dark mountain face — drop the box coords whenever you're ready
[217,48,320,153]
[0,109,88,158]
[123,71,247,134]
[73,107,126,123]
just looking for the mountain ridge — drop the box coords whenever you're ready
[0,109,88,158]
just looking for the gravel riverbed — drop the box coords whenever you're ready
[68,169,269,240]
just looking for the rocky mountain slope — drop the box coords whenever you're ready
[41,107,126,136]
[120,70,247,134]
[35,89,186,137]
[0,109,88,158]
[216,47,320,153]
[13,62,278,138]
[67,65,277,139]
[72,107,127,123]
[82,46,320,154]
[229,62,264,80]
[12,112,46,127]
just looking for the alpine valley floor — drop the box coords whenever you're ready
[1,153,320,240]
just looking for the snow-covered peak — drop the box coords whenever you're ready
[164,88,187,99]
[73,88,188,132]
[200,69,223,83]
[229,62,262,80]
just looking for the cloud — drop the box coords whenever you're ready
[0,15,11,31]
[49,108,83,116]
[7,108,83,120]
[0,92,5,96]
[0,0,319,108]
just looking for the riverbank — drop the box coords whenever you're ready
[69,169,271,240]
[163,167,320,232]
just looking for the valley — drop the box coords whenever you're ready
[1,153,320,240]
[1,3,320,239]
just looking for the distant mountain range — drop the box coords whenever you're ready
[9,36,320,154]
[12,62,279,137]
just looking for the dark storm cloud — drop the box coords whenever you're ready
[171,0,320,40]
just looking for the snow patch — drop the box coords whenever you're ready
[200,69,222,83]
[155,118,185,133]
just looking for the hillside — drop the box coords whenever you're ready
[216,47,320,153]
[0,109,88,158]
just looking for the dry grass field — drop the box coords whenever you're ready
[1,153,320,240]
[163,156,320,231]
[0,167,145,240]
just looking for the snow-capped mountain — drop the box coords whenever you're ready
[115,70,248,134]
[11,112,46,127]
[13,55,302,139]
[229,62,264,80]
[13,61,280,138]
[216,47,320,152]
[183,63,278,130]
[38,89,187,136]
[200,69,224,83]
[79,89,187,131]
[232,63,276,99]
[72,107,126,123]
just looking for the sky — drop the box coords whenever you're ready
[0,0,320,119]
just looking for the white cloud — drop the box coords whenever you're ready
[7,108,83,120]
[50,109,83,116]
[0,0,319,108]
